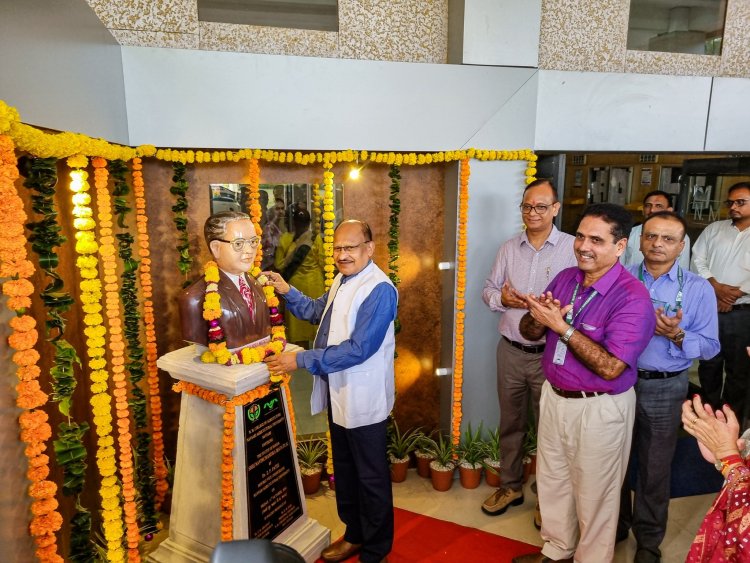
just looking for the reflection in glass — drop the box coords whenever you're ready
[627,0,727,55]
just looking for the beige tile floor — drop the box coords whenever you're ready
[306,469,715,563]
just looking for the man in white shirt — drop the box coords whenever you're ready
[622,190,691,269]
[692,181,750,425]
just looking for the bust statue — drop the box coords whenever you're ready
[179,211,271,349]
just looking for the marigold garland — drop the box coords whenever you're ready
[451,158,470,448]
[172,376,290,541]
[199,261,287,380]
[110,158,159,535]
[321,160,336,290]
[0,134,63,562]
[93,157,142,560]
[68,155,127,562]
[311,182,321,237]
[131,157,169,509]
[246,158,262,269]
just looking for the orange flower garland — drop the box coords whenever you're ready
[246,158,262,269]
[0,134,63,562]
[131,157,169,507]
[451,159,470,448]
[322,160,335,290]
[68,155,126,562]
[92,158,141,560]
[173,376,290,541]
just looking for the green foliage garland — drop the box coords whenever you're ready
[170,162,192,287]
[387,165,401,335]
[22,157,95,562]
[110,159,158,534]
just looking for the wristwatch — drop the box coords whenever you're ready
[671,330,685,344]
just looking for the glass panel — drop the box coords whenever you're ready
[627,0,727,55]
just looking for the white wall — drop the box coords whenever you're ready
[535,70,713,152]
[459,160,528,431]
[462,0,542,67]
[121,47,537,151]
[705,77,750,152]
[0,0,129,144]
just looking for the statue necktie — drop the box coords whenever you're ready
[238,276,255,324]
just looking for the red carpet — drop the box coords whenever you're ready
[317,507,539,562]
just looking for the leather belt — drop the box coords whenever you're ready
[637,369,683,380]
[732,304,750,311]
[550,385,605,399]
[503,336,545,355]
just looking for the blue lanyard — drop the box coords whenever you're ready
[565,283,598,326]
[638,264,683,311]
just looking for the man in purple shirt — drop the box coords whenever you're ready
[618,211,719,563]
[481,179,576,522]
[513,203,655,563]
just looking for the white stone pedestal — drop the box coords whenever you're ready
[147,345,329,563]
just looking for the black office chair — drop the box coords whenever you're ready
[210,539,306,563]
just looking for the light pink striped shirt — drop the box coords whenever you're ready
[482,226,577,344]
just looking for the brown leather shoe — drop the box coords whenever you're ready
[512,553,573,563]
[321,539,362,562]
[534,501,542,530]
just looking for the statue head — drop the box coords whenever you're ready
[204,211,259,275]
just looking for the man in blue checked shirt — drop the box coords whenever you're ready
[264,219,397,563]
[617,211,719,563]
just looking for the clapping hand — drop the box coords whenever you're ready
[501,282,528,309]
[682,395,742,464]
[523,291,572,335]
[654,307,683,339]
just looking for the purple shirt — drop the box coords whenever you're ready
[482,226,577,344]
[541,262,655,394]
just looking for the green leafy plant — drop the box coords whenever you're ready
[296,440,327,473]
[523,420,538,457]
[457,423,485,467]
[481,427,502,478]
[425,434,455,470]
[387,420,423,462]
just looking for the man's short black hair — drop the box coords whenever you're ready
[642,190,672,205]
[728,181,750,197]
[523,178,558,203]
[579,203,633,241]
[641,210,687,241]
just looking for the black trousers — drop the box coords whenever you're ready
[328,413,393,562]
[698,308,750,424]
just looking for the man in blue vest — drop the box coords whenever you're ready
[618,211,719,563]
[265,220,397,563]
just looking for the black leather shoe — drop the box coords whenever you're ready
[321,539,362,562]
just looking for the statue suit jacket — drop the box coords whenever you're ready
[178,269,271,349]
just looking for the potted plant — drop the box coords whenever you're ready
[414,434,436,478]
[427,434,456,492]
[522,422,537,484]
[387,420,423,483]
[482,426,502,488]
[296,439,327,495]
[457,423,485,489]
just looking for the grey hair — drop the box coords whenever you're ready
[204,210,251,246]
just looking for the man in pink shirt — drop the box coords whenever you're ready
[513,203,655,563]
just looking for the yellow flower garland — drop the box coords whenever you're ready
[92,158,142,560]
[68,156,125,563]
[322,160,336,290]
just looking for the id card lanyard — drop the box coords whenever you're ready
[553,282,598,365]
[638,264,683,312]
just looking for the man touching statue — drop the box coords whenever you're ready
[179,210,271,349]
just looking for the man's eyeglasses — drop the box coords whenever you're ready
[217,237,260,252]
[724,199,749,208]
[332,241,371,254]
[519,204,551,215]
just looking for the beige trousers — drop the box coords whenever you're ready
[537,381,635,562]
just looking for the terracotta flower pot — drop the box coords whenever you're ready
[390,457,410,483]
[430,462,455,492]
[415,452,434,478]
[484,461,502,488]
[301,468,323,495]
[458,464,482,489]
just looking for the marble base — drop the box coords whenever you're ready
[147,345,329,563]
